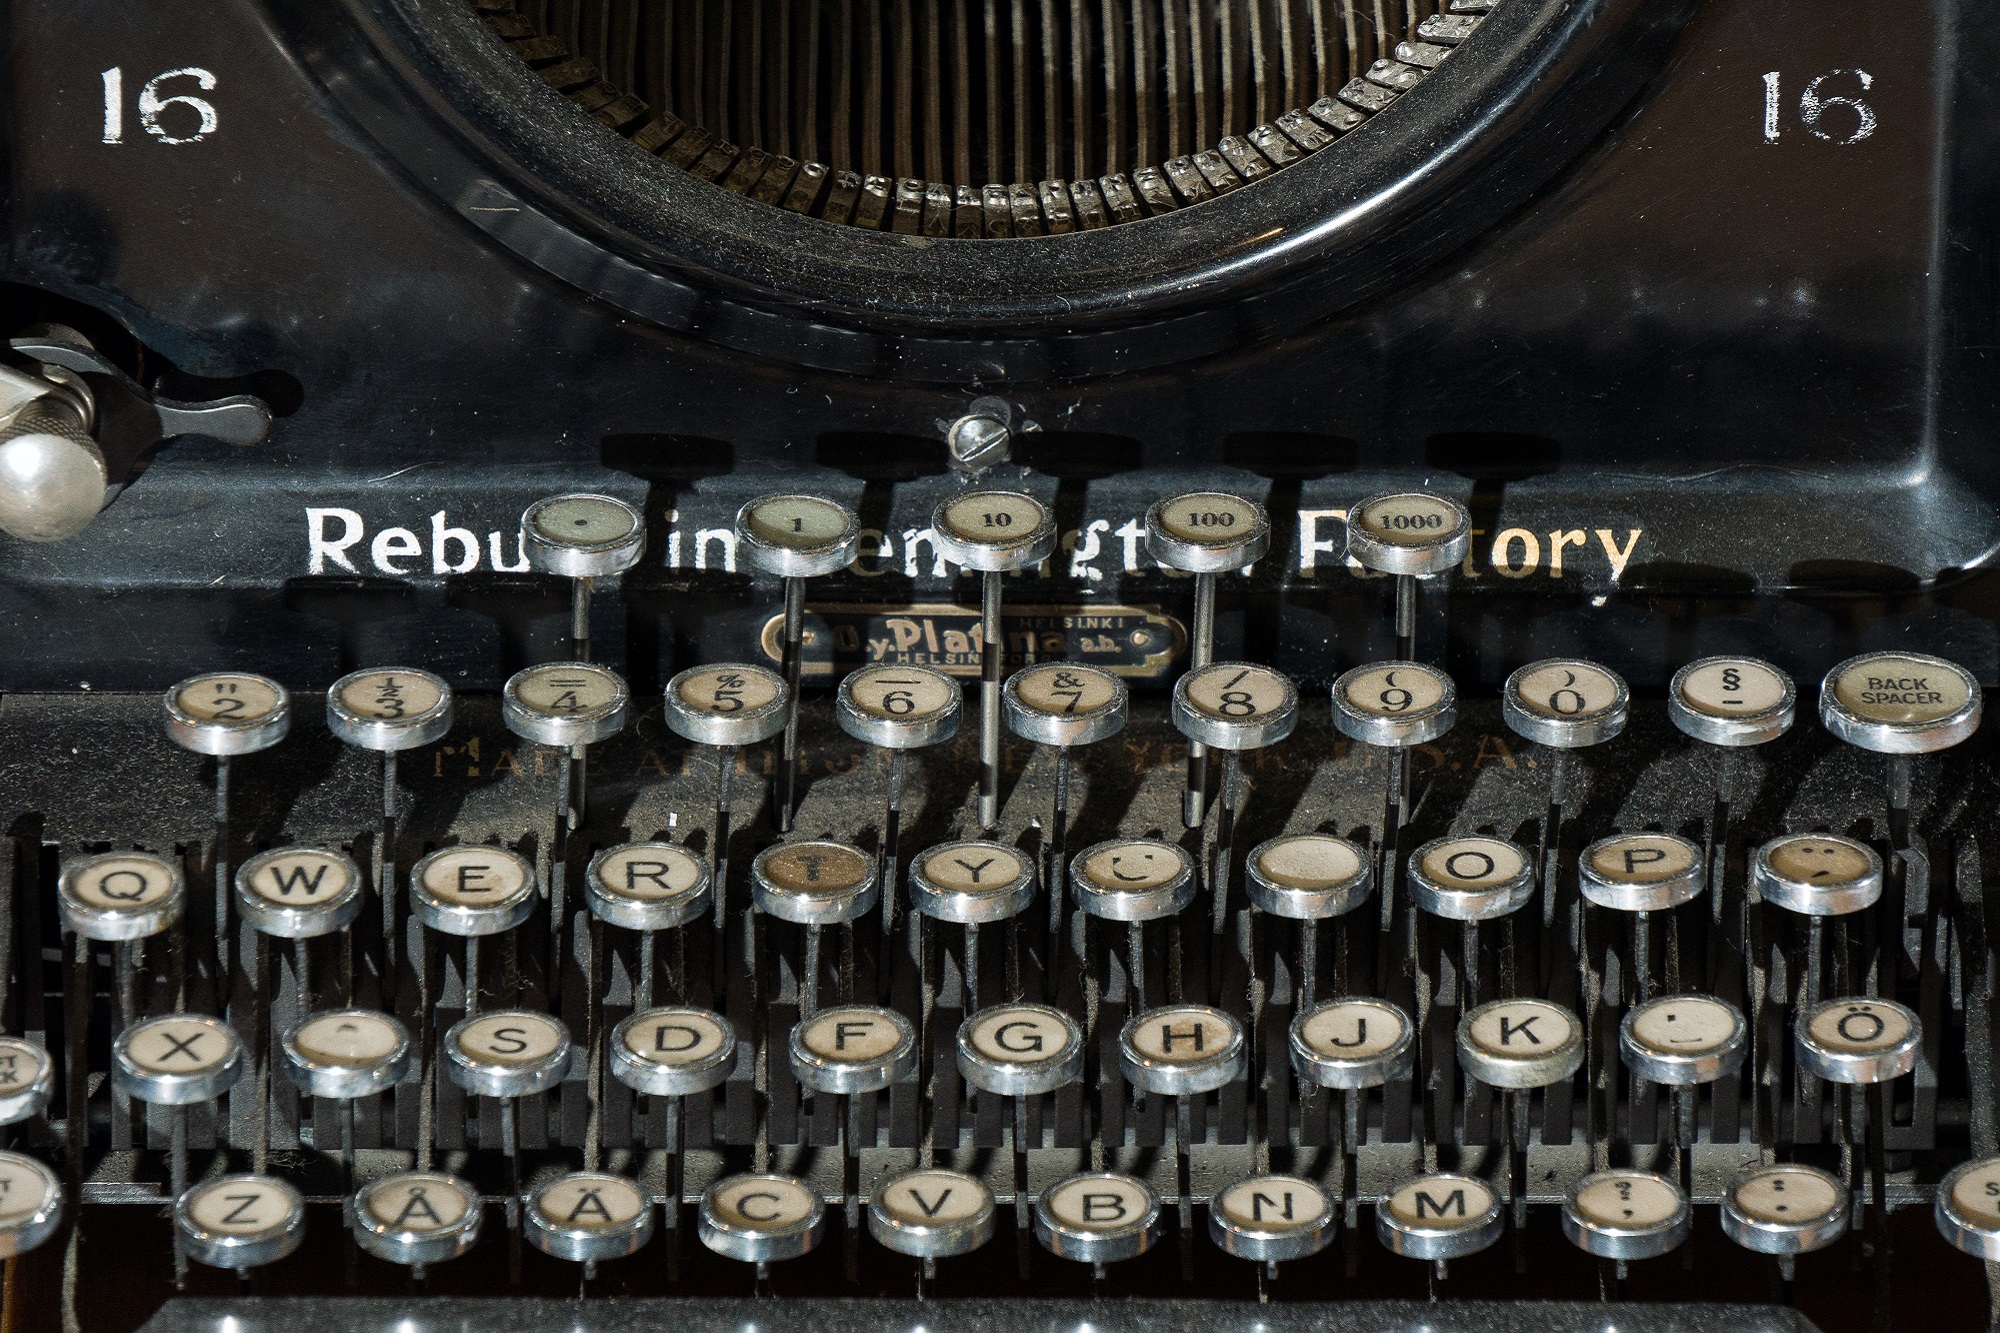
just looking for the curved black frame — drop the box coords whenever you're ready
[274,0,1697,380]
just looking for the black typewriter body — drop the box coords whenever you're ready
[1,0,1998,1328]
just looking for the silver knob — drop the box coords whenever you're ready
[1290,997,1415,1089]
[1619,995,1748,1086]
[1668,656,1796,747]
[1117,1004,1245,1096]
[1937,1157,2000,1259]
[326,668,453,751]
[1577,833,1706,913]
[751,841,878,925]
[609,1007,738,1097]
[911,841,1037,924]
[1033,1173,1161,1264]
[735,494,860,578]
[409,845,538,937]
[0,1153,63,1257]
[698,1174,826,1263]
[1247,834,1373,920]
[163,672,290,756]
[526,1172,653,1264]
[235,846,364,939]
[113,1015,244,1105]
[956,1004,1086,1097]
[789,1005,918,1095]
[1502,659,1629,749]
[0,398,106,543]
[1722,1164,1848,1256]
[501,662,630,748]
[443,1011,572,1099]
[1070,839,1195,922]
[521,493,645,579]
[1820,651,1982,753]
[1406,836,1535,921]
[281,1009,413,1100]
[1208,1174,1336,1262]
[584,842,712,932]
[1752,833,1883,916]
[1376,1173,1503,1260]
[176,1174,306,1271]
[1457,998,1584,1089]
[1561,1170,1690,1260]
[1795,996,1921,1084]
[1344,492,1471,576]
[58,850,184,941]
[869,1169,996,1258]
[0,1037,53,1125]
[349,1172,482,1267]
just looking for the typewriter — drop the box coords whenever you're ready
[0,0,1994,1328]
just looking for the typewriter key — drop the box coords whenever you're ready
[282,1009,413,1101]
[1619,995,1749,1085]
[1752,833,1883,917]
[1457,998,1584,1089]
[1503,658,1629,750]
[1821,651,1981,754]
[610,1007,738,1097]
[524,492,640,664]
[1796,997,1921,1084]
[176,1174,306,1270]
[869,1168,997,1258]
[663,662,791,941]
[789,1005,918,1095]
[328,667,453,753]
[1407,836,1535,922]
[912,841,1035,1011]
[1034,1172,1162,1264]
[1332,661,1457,836]
[1346,492,1472,661]
[445,1011,572,1100]
[522,493,645,659]
[58,850,183,942]
[1210,1174,1336,1263]
[0,1038,52,1126]
[1146,491,1271,826]
[234,846,363,939]
[1722,1164,1848,1256]
[753,840,877,1016]
[114,1015,244,1105]
[1118,1004,1246,1096]
[1936,1157,2000,1259]
[736,493,861,832]
[350,1172,482,1268]
[0,1154,63,1258]
[1072,839,1195,1003]
[929,490,1058,831]
[527,1171,653,1265]
[699,1173,826,1264]
[838,663,962,921]
[958,1004,1086,1097]
[1248,834,1373,999]
[1290,997,1415,1089]
[585,842,712,934]
[1578,833,1706,913]
[1561,1169,1690,1260]
[1005,660,1129,947]
[502,660,630,833]
[1669,656,1796,747]
[1174,660,1296,920]
[1376,1172,1503,1260]
[409,844,537,939]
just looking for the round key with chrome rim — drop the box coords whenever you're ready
[1210,1173,1335,1266]
[837,663,962,927]
[1121,1003,1244,1250]
[0,1153,63,1258]
[609,1005,737,1249]
[736,493,860,833]
[327,666,453,959]
[870,1168,996,1264]
[0,1037,52,1127]
[521,492,645,659]
[1722,1164,1848,1276]
[282,1008,412,1185]
[1070,839,1194,1006]
[115,1013,245,1276]
[1376,1172,1503,1268]
[1562,1169,1690,1263]
[1458,998,1583,1089]
[1796,997,1920,1085]
[1504,659,1629,843]
[663,663,791,947]
[526,1171,653,1273]
[164,671,289,981]
[59,851,184,1037]
[930,490,1057,831]
[1669,656,1799,846]
[585,842,711,1007]
[1248,834,1372,1007]
[1579,832,1706,1002]
[234,846,363,943]
[502,660,630,834]
[1172,661,1296,926]
[1003,660,1129,958]
[1034,1172,1161,1266]
[699,1173,827,1271]
[958,1002,1085,1241]
[1753,833,1882,918]
[753,840,877,1017]
[350,1171,482,1272]
[409,845,538,1011]
[1621,993,1748,1185]
[911,840,1035,1012]
[1332,660,1457,843]
[1146,491,1271,828]
[1345,492,1472,661]
[1936,1157,2000,1260]
[1821,651,1982,822]
[176,1174,306,1271]
[1409,835,1534,1013]
[445,1010,571,1230]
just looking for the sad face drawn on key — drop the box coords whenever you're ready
[1769,838,1872,884]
